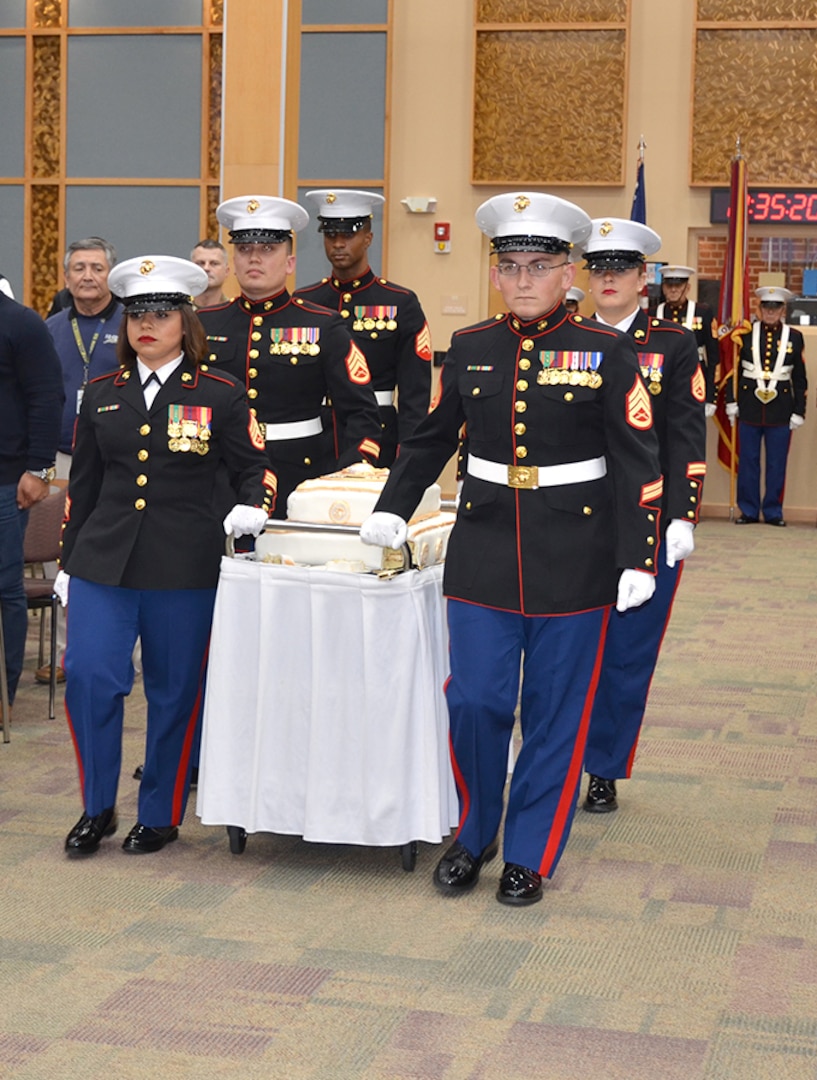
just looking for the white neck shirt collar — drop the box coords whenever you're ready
[593,307,640,333]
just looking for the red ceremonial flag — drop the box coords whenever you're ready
[715,147,751,473]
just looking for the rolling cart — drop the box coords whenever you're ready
[196,527,458,869]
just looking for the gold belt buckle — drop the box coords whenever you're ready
[508,464,538,489]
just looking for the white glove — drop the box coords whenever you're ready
[360,511,408,550]
[616,569,656,613]
[222,504,268,538]
[665,518,695,568]
[704,403,716,419]
[54,569,70,608]
[725,402,739,425]
[790,413,805,430]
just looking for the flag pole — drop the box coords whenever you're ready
[715,135,751,515]
[728,137,742,517]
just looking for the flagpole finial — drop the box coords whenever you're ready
[638,134,646,160]
[735,134,742,158]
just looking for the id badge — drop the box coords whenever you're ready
[76,387,84,414]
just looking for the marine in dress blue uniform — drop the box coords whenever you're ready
[197,196,382,517]
[61,256,276,857]
[293,189,432,466]
[726,286,807,526]
[580,220,707,813]
[655,264,719,409]
[360,193,664,905]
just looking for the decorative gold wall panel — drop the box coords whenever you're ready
[30,186,60,315]
[697,0,817,19]
[33,0,62,28]
[477,0,626,21]
[692,29,817,185]
[210,0,224,26]
[208,35,223,180]
[473,30,625,184]
[31,37,61,178]
[207,186,220,239]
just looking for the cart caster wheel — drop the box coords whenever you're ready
[401,841,417,872]
[227,826,247,854]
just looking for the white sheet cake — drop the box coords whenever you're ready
[285,464,441,525]
[254,464,454,571]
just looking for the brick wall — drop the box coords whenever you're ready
[697,235,817,303]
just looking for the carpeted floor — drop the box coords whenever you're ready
[2,517,817,1079]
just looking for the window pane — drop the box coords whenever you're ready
[299,33,385,181]
[68,0,203,27]
[67,35,202,178]
[66,186,202,265]
[294,186,383,290]
[0,41,25,176]
[302,0,387,23]
[0,1,25,29]
[0,186,24,298]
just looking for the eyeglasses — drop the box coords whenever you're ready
[588,266,640,278]
[496,260,568,278]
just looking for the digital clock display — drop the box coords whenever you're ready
[710,187,817,224]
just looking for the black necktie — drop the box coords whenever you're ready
[142,372,161,389]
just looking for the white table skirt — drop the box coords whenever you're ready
[196,557,459,846]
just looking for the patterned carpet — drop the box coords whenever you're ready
[2,517,817,1079]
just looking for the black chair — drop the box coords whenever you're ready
[23,491,65,720]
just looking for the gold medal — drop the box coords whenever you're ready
[179,437,191,452]
[168,437,180,452]
[182,420,197,438]
[386,319,397,331]
[569,371,581,385]
[353,319,364,331]
[269,343,279,354]
[558,370,569,384]
[196,442,209,455]
[363,318,375,330]
[578,372,590,386]
[309,344,320,356]
[167,421,182,437]
[199,428,210,441]
[280,342,291,355]
[537,371,547,385]
[375,319,386,330]
[649,381,662,395]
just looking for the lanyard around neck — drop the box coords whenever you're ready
[71,315,106,383]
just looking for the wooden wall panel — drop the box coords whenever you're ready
[473,29,627,184]
[478,0,626,20]
[697,0,817,19]
[692,28,817,185]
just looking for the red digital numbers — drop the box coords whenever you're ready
[714,188,817,224]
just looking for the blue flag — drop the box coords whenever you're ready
[630,159,646,223]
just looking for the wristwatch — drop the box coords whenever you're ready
[27,465,57,483]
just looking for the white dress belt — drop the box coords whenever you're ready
[261,417,322,441]
[467,453,607,490]
[322,391,395,407]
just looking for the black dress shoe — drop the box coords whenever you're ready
[735,514,759,524]
[65,808,117,857]
[121,823,179,854]
[433,839,498,894]
[583,775,618,813]
[765,518,786,527]
[497,863,543,906]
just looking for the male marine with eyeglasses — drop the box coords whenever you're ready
[197,196,382,515]
[360,192,663,906]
